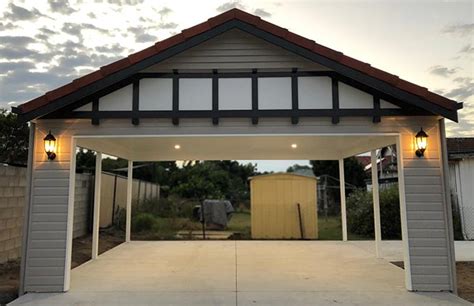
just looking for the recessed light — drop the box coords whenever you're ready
[174,144,181,150]
[291,144,298,149]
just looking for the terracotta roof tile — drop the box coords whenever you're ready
[16,8,461,118]
[45,82,77,102]
[234,9,261,25]
[182,21,212,39]
[20,95,49,113]
[208,9,235,27]
[257,19,288,38]
[396,79,428,97]
[367,67,400,85]
[72,70,103,88]
[311,43,344,61]
[128,45,159,64]
[339,55,372,74]
[100,58,132,76]
[155,33,185,51]
[285,32,315,50]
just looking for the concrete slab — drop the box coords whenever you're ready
[10,241,469,306]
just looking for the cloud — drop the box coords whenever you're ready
[428,65,460,77]
[216,1,246,12]
[0,22,17,31]
[444,77,474,101]
[254,8,271,18]
[159,22,178,30]
[95,0,145,5]
[48,0,77,15]
[135,33,157,43]
[157,7,172,17]
[61,22,108,42]
[442,23,474,36]
[459,43,474,54]
[3,3,47,21]
[95,43,126,54]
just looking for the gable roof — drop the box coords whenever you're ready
[13,8,462,122]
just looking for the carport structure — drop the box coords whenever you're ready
[14,8,462,298]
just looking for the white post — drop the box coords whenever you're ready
[92,152,102,259]
[125,160,133,242]
[395,136,413,290]
[371,150,382,258]
[339,159,348,241]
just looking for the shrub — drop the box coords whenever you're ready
[347,185,401,240]
[135,196,198,219]
[132,213,156,232]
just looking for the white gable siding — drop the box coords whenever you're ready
[258,77,292,109]
[142,29,329,71]
[339,82,373,109]
[179,79,212,110]
[218,78,252,110]
[73,102,92,112]
[99,85,133,111]
[381,99,401,109]
[139,79,173,111]
[298,77,332,109]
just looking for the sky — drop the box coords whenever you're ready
[0,0,472,171]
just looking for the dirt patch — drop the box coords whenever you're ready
[0,259,20,305]
[391,261,474,303]
[71,228,124,268]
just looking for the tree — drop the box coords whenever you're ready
[0,109,29,165]
[310,157,367,188]
[286,164,312,173]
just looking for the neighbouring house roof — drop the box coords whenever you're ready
[447,138,474,159]
[12,8,462,122]
[249,172,317,181]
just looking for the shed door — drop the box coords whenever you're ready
[251,177,318,239]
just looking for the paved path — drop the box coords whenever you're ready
[10,241,470,305]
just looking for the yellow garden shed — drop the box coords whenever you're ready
[250,173,318,239]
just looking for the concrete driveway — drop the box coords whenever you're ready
[11,241,469,305]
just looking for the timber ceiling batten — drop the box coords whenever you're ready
[12,8,461,123]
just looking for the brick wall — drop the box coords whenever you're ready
[0,165,94,264]
[0,165,27,263]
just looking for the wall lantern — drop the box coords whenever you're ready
[44,130,57,160]
[415,128,428,158]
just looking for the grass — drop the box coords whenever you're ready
[132,210,369,241]
[318,215,369,240]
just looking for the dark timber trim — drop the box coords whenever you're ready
[138,71,334,79]
[251,69,258,125]
[16,19,459,122]
[373,96,381,123]
[132,79,139,125]
[331,78,339,124]
[172,70,179,125]
[291,68,299,125]
[212,69,219,125]
[91,99,99,125]
[64,108,429,120]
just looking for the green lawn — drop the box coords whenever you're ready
[227,212,369,240]
[132,211,369,240]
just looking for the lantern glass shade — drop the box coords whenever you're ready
[415,128,428,157]
[44,131,57,160]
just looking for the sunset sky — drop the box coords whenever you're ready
[0,0,472,171]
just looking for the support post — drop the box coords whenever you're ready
[395,135,413,290]
[339,159,348,241]
[371,150,382,258]
[92,152,102,259]
[126,160,133,242]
